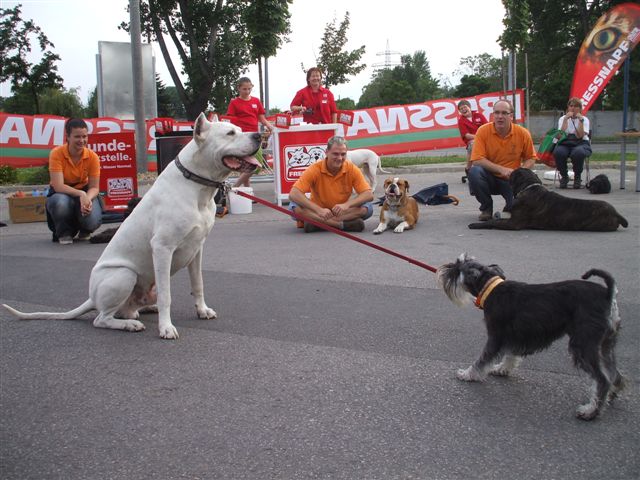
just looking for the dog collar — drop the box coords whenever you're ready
[475,276,505,309]
[516,183,542,198]
[174,157,227,190]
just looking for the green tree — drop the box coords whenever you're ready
[455,53,503,93]
[0,5,63,114]
[313,12,366,89]
[454,75,492,98]
[156,74,174,117]
[357,51,440,108]
[85,87,98,118]
[242,0,292,102]
[39,87,85,117]
[336,97,356,110]
[122,0,252,120]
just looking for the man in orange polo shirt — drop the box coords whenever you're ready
[289,136,374,233]
[468,99,536,221]
[46,118,102,244]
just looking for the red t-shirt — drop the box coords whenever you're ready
[290,86,337,124]
[458,111,488,145]
[226,96,265,132]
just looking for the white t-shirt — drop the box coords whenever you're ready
[558,115,590,142]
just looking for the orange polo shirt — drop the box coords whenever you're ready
[49,144,100,189]
[471,122,536,173]
[292,159,371,209]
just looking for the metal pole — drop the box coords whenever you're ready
[525,52,529,129]
[264,57,270,113]
[130,0,147,173]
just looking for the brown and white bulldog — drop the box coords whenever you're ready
[373,177,420,234]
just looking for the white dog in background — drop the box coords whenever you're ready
[347,149,390,192]
[3,114,262,339]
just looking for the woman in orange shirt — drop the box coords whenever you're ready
[46,118,102,244]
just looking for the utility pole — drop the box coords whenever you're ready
[130,0,147,173]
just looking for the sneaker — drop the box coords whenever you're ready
[76,231,91,241]
[573,178,582,189]
[478,209,493,221]
[303,222,320,233]
[58,236,73,245]
[342,218,365,232]
[559,177,569,189]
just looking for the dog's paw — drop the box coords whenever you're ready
[159,324,179,340]
[393,225,406,233]
[456,366,483,382]
[489,366,511,377]
[123,320,145,332]
[373,225,385,235]
[197,306,217,319]
[576,402,599,421]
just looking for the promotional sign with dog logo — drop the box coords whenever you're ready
[272,124,341,205]
[88,132,138,212]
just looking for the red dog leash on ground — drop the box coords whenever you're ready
[233,189,438,274]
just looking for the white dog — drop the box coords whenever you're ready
[347,149,390,192]
[3,114,261,339]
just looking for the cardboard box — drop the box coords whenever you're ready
[7,193,47,223]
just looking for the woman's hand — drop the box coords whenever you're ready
[79,192,93,216]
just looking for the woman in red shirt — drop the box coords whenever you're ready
[226,77,273,188]
[457,99,488,173]
[290,67,337,124]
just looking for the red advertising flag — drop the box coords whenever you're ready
[570,3,640,113]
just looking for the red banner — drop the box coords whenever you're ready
[88,132,138,211]
[571,3,640,113]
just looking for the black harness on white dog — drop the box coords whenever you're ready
[174,156,228,191]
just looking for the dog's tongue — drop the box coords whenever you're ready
[223,155,260,170]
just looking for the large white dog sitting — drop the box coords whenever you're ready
[3,114,261,339]
[347,149,390,192]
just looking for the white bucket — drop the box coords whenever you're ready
[228,187,253,214]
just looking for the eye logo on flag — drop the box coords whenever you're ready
[570,3,640,113]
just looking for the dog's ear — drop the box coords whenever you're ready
[488,264,506,279]
[403,180,410,192]
[194,113,212,144]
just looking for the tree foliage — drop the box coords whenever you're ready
[0,5,63,114]
[357,51,440,108]
[314,12,366,89]
[242,0,292,102]
[121,0,253,120]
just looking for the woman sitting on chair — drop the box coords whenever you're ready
[554,97,592,189]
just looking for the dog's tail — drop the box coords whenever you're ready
[2,299,95,320]
[581,269,620,329]
[617,214,628,228]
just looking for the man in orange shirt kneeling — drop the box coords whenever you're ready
[289,136,374,233]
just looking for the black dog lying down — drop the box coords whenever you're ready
[437,253,626,420]
[90,197,142,244]
[468,168,628,231]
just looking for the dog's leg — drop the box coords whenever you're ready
[571,340,611,420]
[393,221,411,233]
[188,248,217,320]
[152,243,179,340]
[373,221,388,234]
[457,337,502,382]
[489,354,522,377]
[601,329,626,403]
[92,268,145,332]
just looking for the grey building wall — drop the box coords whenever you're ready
[528,111,638,140]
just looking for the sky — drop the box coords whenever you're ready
[1,0,507,111]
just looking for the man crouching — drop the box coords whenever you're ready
[289,136,374,233]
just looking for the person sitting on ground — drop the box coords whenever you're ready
[554,97,592,189]
[226,76,273,188]
[46,118,102,244]
[289,136,374,233]
[457,99,488,174]
[468,99,536,221]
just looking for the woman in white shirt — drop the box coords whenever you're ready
[554,97,592,189]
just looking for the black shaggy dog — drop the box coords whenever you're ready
[437,253,626,420]
[90,197,142,244]
[468,168,628,231]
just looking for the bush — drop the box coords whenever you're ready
[17,166,50,185]
[0,165,19,185]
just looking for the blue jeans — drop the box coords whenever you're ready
[467,165,513,213]
[46,193,102,238]
[553,141,592,179]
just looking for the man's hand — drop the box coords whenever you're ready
[331,202,350,217]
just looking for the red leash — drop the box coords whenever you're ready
[233,189,438,274]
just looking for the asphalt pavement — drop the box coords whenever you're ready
[1,163,638,479]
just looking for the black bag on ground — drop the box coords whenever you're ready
[586,174,611,194]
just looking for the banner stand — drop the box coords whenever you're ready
[272,124,341,206]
